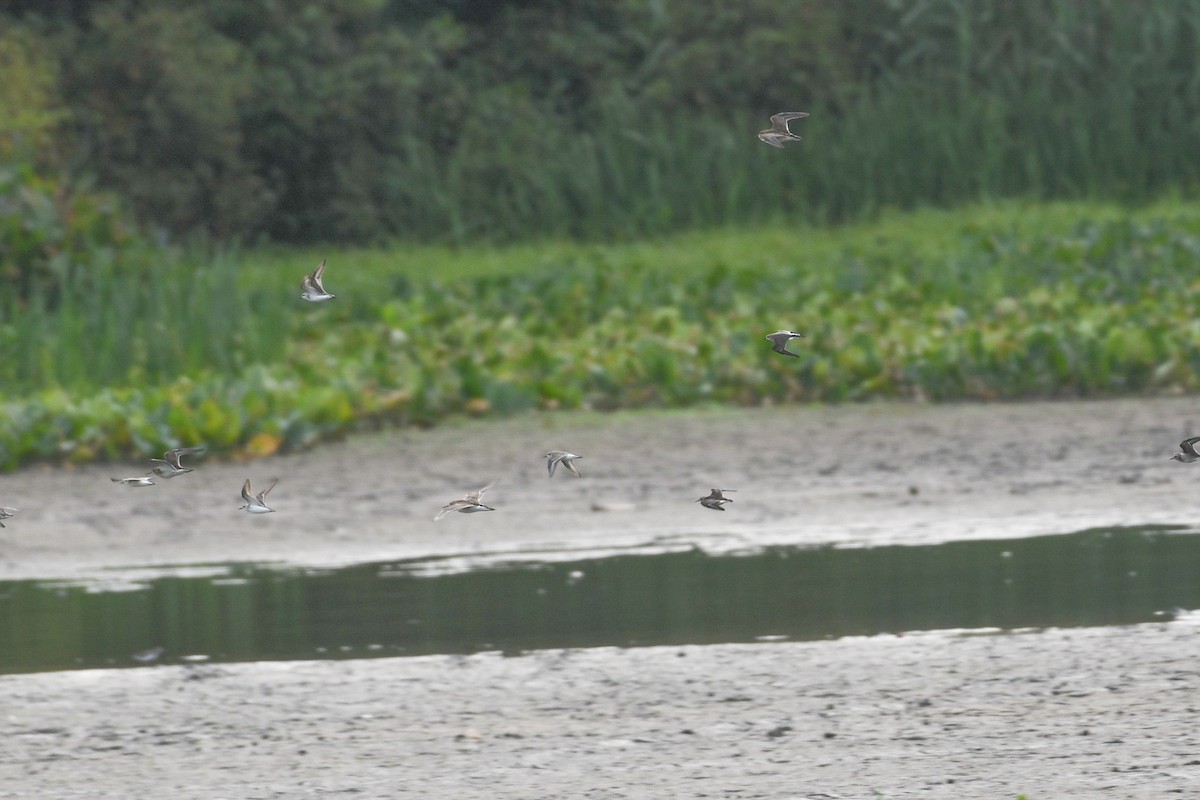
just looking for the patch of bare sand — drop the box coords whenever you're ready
[3,621,1199,798]
[1,397,1197,579]
[2,397,1200,797]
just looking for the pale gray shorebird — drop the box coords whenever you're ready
[149,446,206,479]
[545,450,583,478]
[697,488,736,511]
[435,481,497,521]
[757,112,809,148]
[300,258,335,302]
[0,506,15,527]
[1170,436,1200,463]
[239,478,277,514]
[111,476,156,487]
[765,330,805,358]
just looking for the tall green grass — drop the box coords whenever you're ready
[0,248,291,391]
[27,0,1200,243]
[5,199,1200,468]
[366,2,1200,243]
[6,199,1200,393]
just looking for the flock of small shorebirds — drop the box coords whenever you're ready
[1,111,1191,529]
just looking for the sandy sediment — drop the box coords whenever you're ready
[1,397,1199,797]
[2,621,1198,798]
[0,396,1197,580]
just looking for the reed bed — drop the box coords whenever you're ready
[369,1,1200,242]
[16,1,1200,242]
[3,200,1200,469]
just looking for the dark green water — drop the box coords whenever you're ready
[1,525,1197,675]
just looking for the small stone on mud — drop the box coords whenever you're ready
[590,501,636,512]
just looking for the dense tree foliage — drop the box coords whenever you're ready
[4,0,1200,243]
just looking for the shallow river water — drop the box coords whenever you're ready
[1,524,1196,675]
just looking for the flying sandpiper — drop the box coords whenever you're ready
[435,481,497,521]
[1171,436,1200,463]
[149,446,206,479]
[239,478,277,513]
[301,259,336,302]
[697,488,736,511]
[545,450,583,478]
[757,112,809,148]
[765,330,805,358]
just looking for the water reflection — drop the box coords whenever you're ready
[0,525,1195,675]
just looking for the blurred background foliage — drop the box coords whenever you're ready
[2,0,1199,245]
[4,0,1200,466]
[5,200,1200,468]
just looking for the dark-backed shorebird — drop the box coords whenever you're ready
[149,446,206,479]
[301,258,335,302]
[435,481,497,521]
[1171,436,1200,463]
[545,450,583,478]
[239,478,277,514]
[765,330,805,358]
[757,112,809,148]
[697,488,736,511]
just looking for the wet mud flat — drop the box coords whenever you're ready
[3,397,1200,796]
[2,396,1199,581]
[2,620,1199,798]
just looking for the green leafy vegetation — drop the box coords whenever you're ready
[3,200,1200,469]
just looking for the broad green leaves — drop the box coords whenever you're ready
[4,202,1200,469]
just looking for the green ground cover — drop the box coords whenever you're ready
[3,199,1200,469]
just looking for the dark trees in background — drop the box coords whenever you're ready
[5,0,1200,244]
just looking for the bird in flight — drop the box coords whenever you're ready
[149,446,206,479]
[697,488,736,511]
[758,112,809,148]
[1170,436,1200,463]
[435,481,497,521]
[545,450,583,478]
[239,478,278,513]
[765,330,806,358]
[301,259,336,302]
